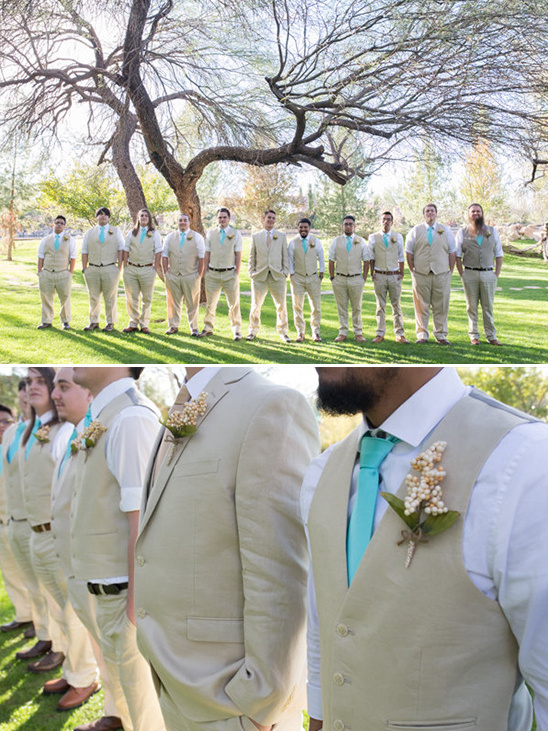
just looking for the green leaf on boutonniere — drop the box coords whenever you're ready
[380,492,419,530]
[421,510,460,536]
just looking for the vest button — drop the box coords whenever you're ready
[136,556,145,567]
[336,624,349,637]
[333,720,345,731]
[333,672,345,686]
[136,608,146,619]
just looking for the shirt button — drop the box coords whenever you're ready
[333,720,345,731]
[136,608,146,619]
[333,672,345,686]
[336,624,349,637]
[136,556,145,567]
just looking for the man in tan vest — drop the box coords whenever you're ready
[304,366,548,731]
[288,218,325,342]
[200,207,243,340]
[70,367,166,731]
[246,210,290,342]
[135,366,320,731]
[368,211,409,344]
[328,215,369,342]
[82,207,124,332]
[456,203,503,346]
[405,203,456,344]
[162,213,205,336]
[37,215,77,330]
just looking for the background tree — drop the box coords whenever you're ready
[458,140,509,222]
[458,367,548,419]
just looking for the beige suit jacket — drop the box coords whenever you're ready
[248,230,289,282]
[135,367,320,726]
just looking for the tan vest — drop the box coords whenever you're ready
[371,232,400,271]
[86,226,120,266]
[71,387,157,581]
[51,440,78,577]
[165,230,201,276]
[0,459,6,524]
[292,236,321,276]
[412,223,451,275]
[309,391,533,731]
[250,230,287,281]
[460,226,497,269]
[20,421,63,527]
[127,230,156,266]
[207,228,238,269]
[42,234,71,271]
[332,236,365,275]
[2,423,27,521]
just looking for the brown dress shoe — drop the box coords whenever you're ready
[63,322,70,330]
[16,639,52,660]
[334,334,347,342]
[471,338,480,345]
[295,333,305,342]
[415,338,428,344]
[355,334,367,343]
[57,681,100,711]
[28,650,65,673]
[245,333,256,341]
[396,336,410,344]
[281,334,291,342]
[102,323,114,332]
[83,323,99,331]
[165,326,178,335]
[43,677,71,695]
[74,716,124,731]
[489,338,502,346]
[140,326,151,334]
[190,329,199,336]
[1,619,32,633]
[122,326,138,333]
[436,338,452,346]
[233,333,242,341]
[198,329,213,337]
[24,623,36,638]
[37,323,52,330]
[313,335,322,342]
[372,335,384,343]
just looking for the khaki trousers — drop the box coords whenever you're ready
[248,273,288,336]
[290,273,322,337]
[94,592,166,731]
[411,270,451,341]
[165,271,201,331]
[373,273,405,337]
[30,530,98,686]
[0,521,32,621]
[204,270,241,335]
[462,269,498,341]
[38,269,72,324]
[29,531,68,652]
[123,265,157,329]
[67,576,119,717]
[8,518,50,641]
[332,275,365,336]
[84,264,121,325]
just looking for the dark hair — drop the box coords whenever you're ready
[129,368,144,380]
[381,211,394,221]
[468,202,484,215]
[22,367,59,445]
[343,215,356,222]
[0,403,13,417]
[95,207,111,218]
[132,208,155,238]
[217,207,231,218]
[422,203,438,214]
[299,218,312,226]
[54,215,67,224]
[264,209,276,217]
[18,379,27,392]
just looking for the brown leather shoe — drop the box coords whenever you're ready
[436,338,452,346]
[1,619,32,633]
[57,681,100,711]
[24,623,36,639]
[102,323,114,332]
[334,334,347,342]
[295,333,305,342]
[233,333,242,341]
[165,326,178,335]
[37,323,52,330]
[73,716,124,731]
[43,677,71,695]
[489,338,502,346]
[355,334,367,343]
[122,326,138,333]
[198,329,213,337]
[471,338,480,345]
[372,335,384,343]
[313,335,322,342]
[83,323,99,331]
[16,639,52,660]
[245,333,256,341]
[415,338,428,344]
[28,650,65,673]
[396,336,410,344]
[140,326,151,334]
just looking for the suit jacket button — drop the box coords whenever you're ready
[136,556,145,567]
[333,672,345,686]
[336,624,349,637]
[333,720,345,731]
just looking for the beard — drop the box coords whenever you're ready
[472,215,484,232]
[316,367,399,416]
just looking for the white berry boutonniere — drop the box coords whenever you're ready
[63,234,70,241]
[186,233,193,240]
[272,233,278,240]
[381,441,460,568]
[108,229,114,235]
[226,233,235,240]
[437,227,444,235]
[71,421,108,461]
[160,392,208,465]
[391,235,397,244]
[35,424,51,444]
[310,240,316,248]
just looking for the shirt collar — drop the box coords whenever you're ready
[35,409,55,426]
[185,367,222,399]
[90,377,135,420]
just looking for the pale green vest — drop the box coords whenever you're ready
[371,232,400,271]
[42,234,72,271]
[20,421,63,527]
[2,423,27,521]
[332,236,364,275]
[165,231,201,276]
[413,224,451,275]
[208,228,238,269]
[127,231,156,266]
[292,236,321,276]
[461,226,497,269]
[309,390,533,731]
[86,226,120,266]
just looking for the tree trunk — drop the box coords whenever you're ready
[110,112,147,222]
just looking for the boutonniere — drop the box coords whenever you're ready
[186,233,193,240]
[353,237,360,245]
[146,231,152,238]
[310,240,316,248]
[62,234,70,241]
[226,233,235,240]
[391,235,397,244]
[108,229,114,235]
[484,230,491,238]
[160,392,208,465]
[35,425,51,444]
[437,227,444,235]
[71,421,108,461]
[381,441,460,568]
[272,233,278,240]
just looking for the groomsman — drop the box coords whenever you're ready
[246,210,290,342]
[405,203,456,345]
[200,207,243,340]
[122,208,163,334]
[288,218,325,343]
[82,207,124,332]
[368,211,409,344]
[328,215,369,342]
[455,203,503,346]
[162,213,205,336]
[37,215,77,330]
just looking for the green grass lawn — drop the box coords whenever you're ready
[1,238,547,364]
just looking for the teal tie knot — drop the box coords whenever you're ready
[302,237,308,253]
[54,234,61,251]
[347,431,399,583]
[180,231,186,247]
[99,226,106,244]
[346,236,352,252]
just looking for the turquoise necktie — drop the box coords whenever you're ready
[302,237,308,253]
[99,226,106,244]
[347,431,398,583]
[427,226,434,245]
[84,405,92,428]
[477,234,483,246]
[346,236,352,253]
[383,233,389,248]
[58,427,78,477]
[219,229,226,245]
[25,417,41,460]
[180,231,186,248]
[54,234,61,251]
[140,227,147,243]
[6,421,26,464]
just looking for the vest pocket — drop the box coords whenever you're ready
[387,720,476,731]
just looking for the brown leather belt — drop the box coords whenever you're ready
[465,266,493,271]
[89,263,117,267]
[209,266,234,272]
[374,269,399,275]
[87,582,128,596]
[128,262,154,267]
[43,268,70,273]
[336,273,361,277]
[31,523,51,533]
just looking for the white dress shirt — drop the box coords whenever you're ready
[38,233,77,260]
[81,225,125,253]
[328,235,369,262]
[185,367,222,397]
[367,229,405,263]
[287,236,325,275]
[30,410,73,463]
[161,230,205,259]
[205,226,243,253]
[123,228,163,254]
[455,226,504,258]
[302,367,548,730]
[405,222,457,254]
